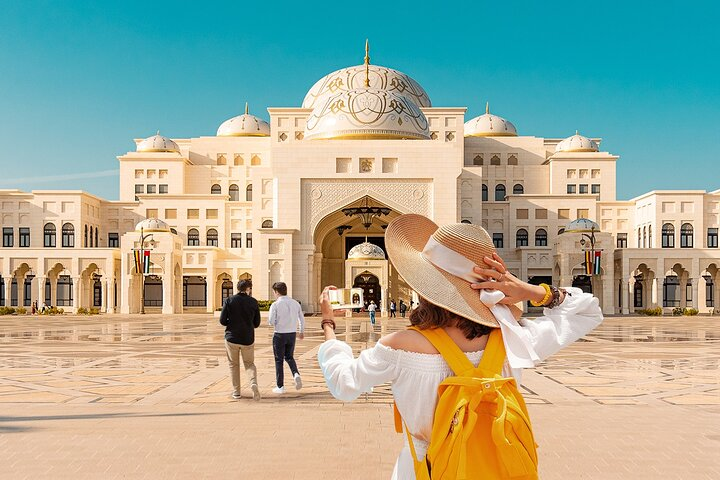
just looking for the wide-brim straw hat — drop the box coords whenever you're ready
[385,214,522,327]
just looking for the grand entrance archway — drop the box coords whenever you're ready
[353,271,380,309]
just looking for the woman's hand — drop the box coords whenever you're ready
[470,253,547,305]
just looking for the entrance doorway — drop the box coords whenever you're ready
[144,275,163,307]
[353,272,380,310]
[572,275,593,294]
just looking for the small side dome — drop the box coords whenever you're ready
[464,103,518,137]
[348,241,386,260]
[564,218,600,233]
[304,88,430,140]
[135,218,172,233]
[217,103,271,137]
[137,132,180,153]
[555,132,599,152]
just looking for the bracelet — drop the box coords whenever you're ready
[320,318,336,331]
[530,283,552,307]
[544,287,569,309]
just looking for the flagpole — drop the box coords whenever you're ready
[140,227,146,315]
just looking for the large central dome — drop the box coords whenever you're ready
[303,64,432,109]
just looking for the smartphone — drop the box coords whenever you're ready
[328,288,364,310]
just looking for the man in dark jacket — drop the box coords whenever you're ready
[219,279,261,400]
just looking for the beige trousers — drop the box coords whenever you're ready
[224,340,257,395]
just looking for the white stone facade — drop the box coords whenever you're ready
[1,58,718,315]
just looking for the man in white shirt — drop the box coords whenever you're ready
[268,282,305,394]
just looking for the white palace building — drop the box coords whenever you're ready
[1,47,718,316]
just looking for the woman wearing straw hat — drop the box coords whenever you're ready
[317,214,603,479]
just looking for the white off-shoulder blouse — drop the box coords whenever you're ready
[317,287,603,479]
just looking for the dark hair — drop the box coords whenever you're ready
[409,298,492,340]
[237,279,252,293]
[272,282,287,296]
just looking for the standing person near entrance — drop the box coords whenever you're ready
[399,300,407,318]
[389,299,397,318]
[268,282,304,394]
[219,279,261,401]
[367,300,377,325]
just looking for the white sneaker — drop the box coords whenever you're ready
[231,392,241,400]
[272,386,285,394]
[294,373,302,390]
[251,384,261,401]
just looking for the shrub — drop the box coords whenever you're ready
[0,306,15,315]
[683,308,699,316]
[672,307,684,316]
[637,307,662,316]
[257,300,274,311]
[15,307,27,315]
[77,307,88,315]
[89,307,100,315]
[58,308,64,314]
[40,306,64,315]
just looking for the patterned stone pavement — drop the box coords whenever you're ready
[0,313,719,479]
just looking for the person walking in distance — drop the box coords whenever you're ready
[219,279,261,401]
[399,299,407,318]
[367,300,377,325]
[268,282,304,394]
[389,299,397,318]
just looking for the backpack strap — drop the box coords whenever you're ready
[409,327,474,375]
[477,328,507,376]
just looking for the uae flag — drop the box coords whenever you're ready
[593,250,602,275]
[134,249,151,274]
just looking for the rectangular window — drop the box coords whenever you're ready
[579,169,589,179]
[516,209,528,220]
[231,233,242,248]
[19,228,30,247]
[3,228,13,247]
[566,169,576,179]
[246,233,253,248]
[591,169,600,178]
[577,209,589,219]
[535,208,548,220]
[492,233,503,249]
[206,209,218,220]
[146,184,157,194]
[187,209,200,220]
[134,184,144,194]
[708,228,718,248]
[567,184,576,194]
[134,169,143,178]
[146,209,158,219]
[159,169,168,178]
[686,281,692,302]
[617,233,628,248]
[579,184,588,194]
[108,233,119,248]
[591,184,600,194]
[165,208,177,220]
[159,184,168,194]
[558,209,570,220]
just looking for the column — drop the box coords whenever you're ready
[36,276,46,307]
[624,278,633,314]
[620,279,628,315]
[50,277,57,307]
[306,254,315,313]
[162,274,173,315]
[72,276,81,313]
[17,275,25,309]
[120,275,132,314]
[100,279,107,312]
[206,273,216,313]
[698,276,707,312]
[691,278,699,310]
[654,277,663,309]
[4,279,11,308]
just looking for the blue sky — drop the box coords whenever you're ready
[0,0,717,200]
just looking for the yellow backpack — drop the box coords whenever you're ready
[394,327,538,480]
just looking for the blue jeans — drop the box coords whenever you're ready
[272,332,299,388]
[369,311,376,324]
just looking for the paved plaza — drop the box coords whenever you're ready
[1,313,719,479]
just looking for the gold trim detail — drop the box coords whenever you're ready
[464,132,518,138]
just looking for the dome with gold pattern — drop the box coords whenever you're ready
[137,132,180,153]
[555,132,599,153]
[135,218,171,233]
[302,41,431,109]
[464,103,518,137]
[217,103,271,137]
[304,88,430,140]
[347,241,386,260]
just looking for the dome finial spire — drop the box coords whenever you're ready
[156,130,160,136]
[364,38,370,87]
[245,102,249,115]
[485,101,489,114]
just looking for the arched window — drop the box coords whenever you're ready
[460,219,472,224]
[246,184,253,202]
[680,223,693,248]
[490,155,501,166]
[206,228,218,247]
[482,184,488,202]
[95,228,98,247]
[187,228,200,246]
[512,184,524,195]
[211,184,222,195]
[62,223,75,248]
[84,225,88,247]
[535,228,548,246]
[89,226,94,248]
[44,223,56,248]
[661,223,675,248]
[638,228,641,248]
[642,226,647,248]
[648,225,652,248]
[261,220,273,228]
[507,154,518,166]
[516,229,528,247]
[229,184,240,201]
[494,184,506,202]
[558,228,565,235]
